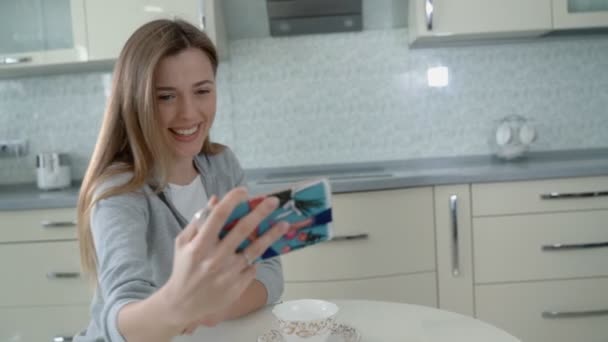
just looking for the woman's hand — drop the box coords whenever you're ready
[160,187,289,331]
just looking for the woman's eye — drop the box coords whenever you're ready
[196,89,210,95]
[157,94,175,101]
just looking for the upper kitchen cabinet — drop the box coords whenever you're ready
[85,0,228,62]
[408,0,553,46]
[0,0,88,69]
[553,0,608,29]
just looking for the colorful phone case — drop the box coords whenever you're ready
[219,178,333,261]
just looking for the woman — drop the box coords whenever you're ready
[75,19,289,342]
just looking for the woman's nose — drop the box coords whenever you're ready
[179,95,198,119]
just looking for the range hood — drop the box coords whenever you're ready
[266,0,362,36]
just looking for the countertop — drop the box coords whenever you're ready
[2,148,608,211]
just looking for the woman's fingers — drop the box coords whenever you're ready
[216,196,280,259]
[176,210,204,246]
[241,221,289,262]
[192,187,249,246]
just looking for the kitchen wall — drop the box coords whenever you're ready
[1,28,608,184]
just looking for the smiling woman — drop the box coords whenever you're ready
[74,19,288,342]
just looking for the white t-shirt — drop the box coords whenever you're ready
[168,175,208,221]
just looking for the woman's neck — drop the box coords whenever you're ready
[167,157,199,185]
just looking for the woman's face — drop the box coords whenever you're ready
[155,47,216,161]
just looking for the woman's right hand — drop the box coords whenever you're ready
[159,187,289,330]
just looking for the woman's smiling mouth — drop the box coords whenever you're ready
[169,124,201,142]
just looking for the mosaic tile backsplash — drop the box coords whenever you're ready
[1,28,608,184]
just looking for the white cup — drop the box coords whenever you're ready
[271,299,339,342]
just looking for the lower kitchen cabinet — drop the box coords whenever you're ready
[470,175,608,341]
[434,184,475,317]
[283,272,437,307]
[281,186,437,305]
[0,207,90,339]
[0,305,90,342]
[0,240,91,307]
[476,277,608,342]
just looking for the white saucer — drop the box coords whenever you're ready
[257,323,361,342]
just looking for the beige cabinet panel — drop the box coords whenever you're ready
[0,208,76,243]
[0,305,89,342]
[472,176,608,216]
[476,277,608,342]
[284,272,437,308]
[85,0,202,61]
[474,210,608,283]
[0,241,92,306]
[409,0,552,45]
[282,187,435,281]
[434,185,474,317]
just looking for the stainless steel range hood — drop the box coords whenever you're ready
[266,0,363,36]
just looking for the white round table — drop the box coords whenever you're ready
[175,300,520,342]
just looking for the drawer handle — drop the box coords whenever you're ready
[41,220,77,228]
[53,337,74,342]
[425,0,434,30]
[47,272,80,279]
[1,56,32,65]
[329,233,369,242]
[542,241,608,251]
[542,309,608,319]
[450,195,460,277]
[540,191,608,200]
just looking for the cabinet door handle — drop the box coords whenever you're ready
[449,195,460,277]
[41,220,77,228]
[329,233,369,242]
[53,336,74,342]
[540,190,608,200]
[542,241,608,251]
[47,272,80,279]
[425,0,434,30]
[1,56,32,65]
[542,309,608,319]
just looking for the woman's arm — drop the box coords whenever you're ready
[117,288,183,342]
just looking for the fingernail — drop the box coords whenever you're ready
[192,207,210,224]
[279,221,290,232]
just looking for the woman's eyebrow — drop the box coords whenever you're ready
[155,80,214,91]
[192,80,214,87]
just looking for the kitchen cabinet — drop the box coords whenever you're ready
[477,278,608,342]
[0,0,88,69]
[408,0,553,46]
[85,0,228,61]
[282,187,437,306]
[553,0,608,29]
[471,176,608,342]
[0,305,90,342]
[0,207,90,340]
[434,185,474,317]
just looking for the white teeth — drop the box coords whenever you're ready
[173,126,198,136]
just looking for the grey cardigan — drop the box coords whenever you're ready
[75,148,284,342]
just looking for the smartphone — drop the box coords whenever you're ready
[219,178,333,261]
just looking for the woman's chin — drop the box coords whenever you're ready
[172,145,203,160]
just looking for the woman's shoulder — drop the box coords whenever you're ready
[92,171,149,208]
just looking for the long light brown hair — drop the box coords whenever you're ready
[77,19,223,282]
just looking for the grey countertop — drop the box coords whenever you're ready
[3,148,608,211]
